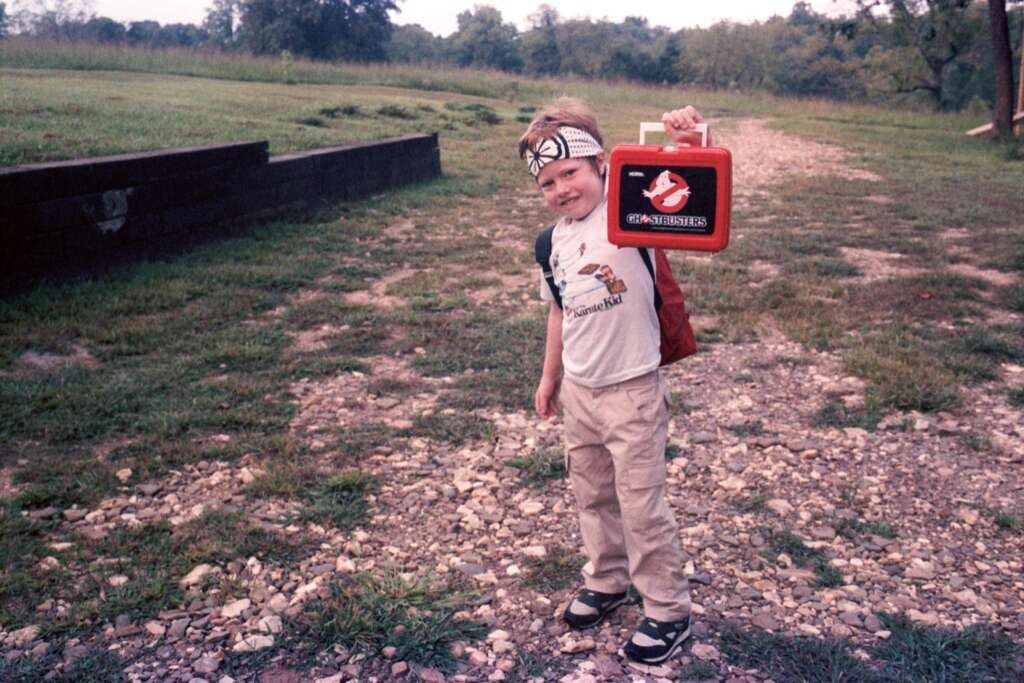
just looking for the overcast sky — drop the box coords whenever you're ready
[88,0,860,37]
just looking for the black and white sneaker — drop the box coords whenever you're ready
[621,616,691,664]
[562,589,629,629]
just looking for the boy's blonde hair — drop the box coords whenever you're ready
[517,96,605,163]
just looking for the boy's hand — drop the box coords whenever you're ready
[662,106,710,146]
[535,375,561,419]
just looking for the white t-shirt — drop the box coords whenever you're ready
[540,198,660,387]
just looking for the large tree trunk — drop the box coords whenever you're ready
[987,0,1014,139]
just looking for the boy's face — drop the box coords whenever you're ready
[536,154,605,221]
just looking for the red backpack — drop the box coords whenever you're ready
[535,227,697,366]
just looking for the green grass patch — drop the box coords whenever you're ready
[0,645,127,683]
[761,527,843,589]
[508,447,565,488]
[814,258,862,279]
[724,419,765,437]
[523,547,585,593]
[0,504,59,630]
[302,472,376,530]
[813,396,883,431]
[13,457,120,510]
[410,313,546,411]
[721,614,1024,682]
[844,330,960,412]
[961,432,993,451]
[1009,387,1024,407]
[402,413,493,446]
[375,104,418,119]
[319,104,363,118]
[311,570,486,672]
[736,494,769,515]
[1000,284,1024,313]
[719,622,878,682]
[678,660,719,680]
[333,422,396,460]
[872,612,1023,682]
[833,516,898,541]
[984,508,1024,534]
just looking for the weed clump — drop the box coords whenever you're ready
[813,397,883,431]
[302,471,376,530]
[523,547,585,593]
[1008,387,1024,407]
[402,414,493,446]
[313,571,486,672]
[376,104,417,119]
[761,527,844,589]
[319,104,362,118]
[508,447,565,488]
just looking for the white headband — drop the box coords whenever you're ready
[526,126,603,178]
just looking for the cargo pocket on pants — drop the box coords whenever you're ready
[626,462,666,491]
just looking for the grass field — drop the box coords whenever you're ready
[1,43,1022,680]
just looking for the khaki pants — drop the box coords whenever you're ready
[561,370,690,622]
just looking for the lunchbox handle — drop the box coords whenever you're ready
[639,121,708,148]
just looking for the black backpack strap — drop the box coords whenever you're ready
[636,247,663,310]
[534,226,563,310]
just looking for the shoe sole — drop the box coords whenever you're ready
[621,624,691,664]
[564,595,629,630]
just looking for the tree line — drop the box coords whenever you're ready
[2,0,1021,118]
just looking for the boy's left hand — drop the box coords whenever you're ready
[662,106,710,146]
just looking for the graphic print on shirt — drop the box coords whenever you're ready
[577,263,627,295]
[553,240,628,321]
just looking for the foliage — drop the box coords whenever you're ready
[203,0,240,49]
[4,0,1020,110]
[448,5,522,72]
[856,0,983,109]
[237,0,396,62]
[386,22,445,63]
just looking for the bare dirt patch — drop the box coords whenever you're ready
[949,263,1018,288]
[290,355,441,440]
[721,119,882,198]
[747,259,781,283]
[17,344,99,373]
[288,324,350,354]
[839,247,925,282]
[343,268,415,309]
[0,468,21,499]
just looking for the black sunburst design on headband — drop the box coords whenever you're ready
[528,133,570,177]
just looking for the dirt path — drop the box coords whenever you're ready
[7,120,1021,683]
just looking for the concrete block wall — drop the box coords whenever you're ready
[0,134,441,294]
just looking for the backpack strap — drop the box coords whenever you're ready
[636,247,663,310]
[534,226,563,310]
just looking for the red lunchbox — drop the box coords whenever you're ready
[607,122,732,252]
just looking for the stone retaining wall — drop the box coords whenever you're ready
[0,134,441,294]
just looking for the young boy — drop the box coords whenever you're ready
[520,98,706,664]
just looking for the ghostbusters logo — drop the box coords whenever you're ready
[642,170,690,214]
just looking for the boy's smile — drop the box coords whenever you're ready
[537,155,606,221]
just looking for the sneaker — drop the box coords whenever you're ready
[621,616,691,664]
[562,589,629,629]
